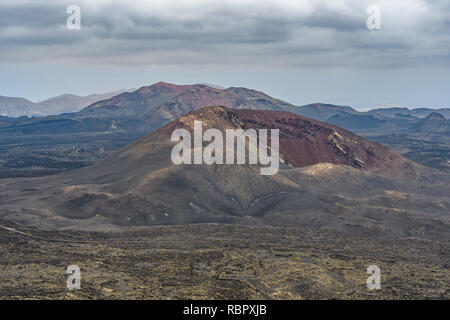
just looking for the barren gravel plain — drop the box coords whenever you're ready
[1,220,448,300]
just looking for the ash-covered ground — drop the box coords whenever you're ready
[0,220,448,300]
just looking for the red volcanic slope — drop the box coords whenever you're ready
[234,109,406,171]
[155,106,413,174]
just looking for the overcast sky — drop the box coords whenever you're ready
[1,0,449,108]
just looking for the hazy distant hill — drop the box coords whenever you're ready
[294,103,359,121]
[408,112,450,134]
[291,104,449,134]
[0,96,36,117]
[0,90,129,117]
[35,91,130,115]
[368,106,450,119]
[326,113,387,130]
[410,108,450,119]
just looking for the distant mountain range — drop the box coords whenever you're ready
[298,103,450,131]
[3,82,448,133]
[0,90,130,117]
[367,105,450,118]
[0,82,298,135]
[0,82,448,175]
[408,112,450,134]
[3,83,448,122]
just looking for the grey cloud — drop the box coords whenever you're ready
[0,4,64,28]
[0,0,449,68]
